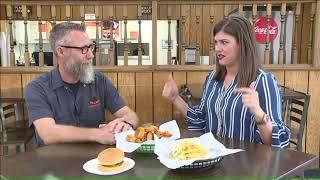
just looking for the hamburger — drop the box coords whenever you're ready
[97,148,125,172]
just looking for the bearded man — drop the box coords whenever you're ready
[25,22,139,147]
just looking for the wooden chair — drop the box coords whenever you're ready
[0,98,34,156]
[280,86,310,152]
[179,84,202,106]
[180,84,193,106]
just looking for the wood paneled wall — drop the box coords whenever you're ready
[1,68,319,155]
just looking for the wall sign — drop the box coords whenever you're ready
[254,16,278,44]
[185,47,196,64]
[13,5,31,14]
[141,5,152,14]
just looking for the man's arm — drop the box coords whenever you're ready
[33,117,116,145]
[112,106,139,129]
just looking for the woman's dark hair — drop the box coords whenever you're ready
[213,15,260,88]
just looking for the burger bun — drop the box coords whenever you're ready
[97,148,124,166]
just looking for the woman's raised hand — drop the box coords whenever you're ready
[234,81,262,115]
[162,74,179,103]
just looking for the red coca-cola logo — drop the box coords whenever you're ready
[254,17,278,43]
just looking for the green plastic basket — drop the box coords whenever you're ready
[136,143,155,153]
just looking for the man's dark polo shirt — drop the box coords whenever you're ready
[25,67,125,147]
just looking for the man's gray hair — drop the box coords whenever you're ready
[49,22,86,55]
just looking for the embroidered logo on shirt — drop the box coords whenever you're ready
[89,97,101,108]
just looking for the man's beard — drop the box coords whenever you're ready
[64,57,95,84]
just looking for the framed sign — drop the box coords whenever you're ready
[185,47,196,63]
[141,5,152,14]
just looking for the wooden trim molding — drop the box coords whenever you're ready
[1,64,320,74]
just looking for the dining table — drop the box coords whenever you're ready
[0,130,318,179]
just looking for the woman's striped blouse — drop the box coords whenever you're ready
[186,69,290,148]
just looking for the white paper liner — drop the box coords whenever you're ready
[154,132,243,169]
[116,120,181,153]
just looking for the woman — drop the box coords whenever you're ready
[162,15,290,148]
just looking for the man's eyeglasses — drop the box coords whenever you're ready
[60,44,95,54]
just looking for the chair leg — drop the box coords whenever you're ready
[19,143,26,153]
[3,145,9,156]
[16,145,21,153]
[15,144,26,154]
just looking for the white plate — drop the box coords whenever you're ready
[83,157,135,175]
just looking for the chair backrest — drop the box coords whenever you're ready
[0,103,20,141]
[179,84,202,106]
[0,98,34,156]
[281,87,310,152]
[180,84,193,106]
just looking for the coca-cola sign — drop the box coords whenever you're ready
[254,16,278,43]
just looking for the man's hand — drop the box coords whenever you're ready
[102,118,133,134]
[95,124,116,144]
[113,106,139,129]
[162,74,179,103]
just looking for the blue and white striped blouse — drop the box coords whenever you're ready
[187,69,290,148]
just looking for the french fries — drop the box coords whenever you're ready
[126,124,172,143]
[171,139,208,160]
